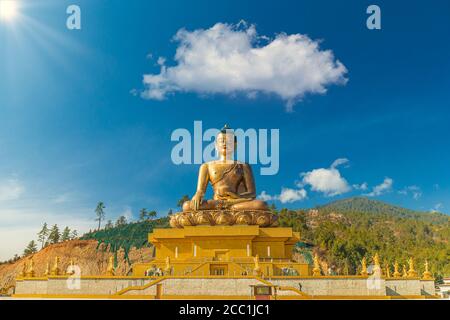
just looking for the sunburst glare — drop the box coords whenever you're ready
[0,0,19,21]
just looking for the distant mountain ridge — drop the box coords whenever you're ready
[315,197,448,224]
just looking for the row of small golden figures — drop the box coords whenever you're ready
[16,256,116,278]
[16,254,433,280]
[312,253,434,280]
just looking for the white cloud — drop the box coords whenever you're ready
[52,193,72,204]
[141,21,347,110]
[0,178,24,201]
[258,188,307,203]
[331,158,349,168]
[258,191,275,201]
[119,206,133,222]
[300,159,351,197]
[0,207,93,261]
[398,185,422,200]
[365,177,393,197]
[353,182,368,191]
[279,188,308,203]
[430,203,443,213]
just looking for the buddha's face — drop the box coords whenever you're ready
[216,132,236,157]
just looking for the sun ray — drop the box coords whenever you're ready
[0,0,19,21]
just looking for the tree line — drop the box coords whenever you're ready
[94,201,161,231]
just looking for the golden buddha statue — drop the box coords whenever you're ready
[170,125,276,228]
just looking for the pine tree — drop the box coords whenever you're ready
[104,220,113,229]
[70,230,78,239]
[61,226,71,241]
[95,202,106,230]
[115,216,127,227]
[139,208,148,221]
[168,209,173,216]
[48,224,60,244]
[148,210,157,220]
[23,240,38,256]
[37,222,49,249]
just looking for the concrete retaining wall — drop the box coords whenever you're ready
[14,276,436,297]
[271,278,386,296]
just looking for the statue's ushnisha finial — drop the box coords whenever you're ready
[221,124,231,132]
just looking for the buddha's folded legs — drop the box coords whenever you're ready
[182,199,268,211]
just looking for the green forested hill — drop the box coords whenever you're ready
[316,197,449,224]
[279,197,450,281]
[81,217,169,263]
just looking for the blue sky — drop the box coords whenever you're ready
[0,0,450,259]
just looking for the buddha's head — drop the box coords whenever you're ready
[216,124,237,159]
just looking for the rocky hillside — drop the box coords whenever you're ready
[0,239,153,293]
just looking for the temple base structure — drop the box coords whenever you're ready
[132,225,310,277]
[11,221,438,299]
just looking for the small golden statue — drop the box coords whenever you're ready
[164,256,171,275]
[18,262,26,278]
[360,257,368,276]
[66,259,75,275]
[312,254,321,277]
[44,261,50,276]
[422,260,433,280]
[106,256,115,276]
[253,254,261,275]
[402,264,408,278]
[170,125,277,228]
[384,262,391,278]
[25,259,35,277]
[373,253,380,268]
[51,256,60,276]
[407,257,418,278]
[393,261,401,277]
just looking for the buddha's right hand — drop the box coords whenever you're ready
[191,193,203,211]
